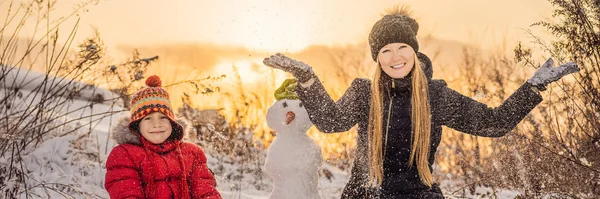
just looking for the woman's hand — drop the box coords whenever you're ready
[263,53,315,83]
[527,58,580,90]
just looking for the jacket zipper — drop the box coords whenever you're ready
[159,155,176,198]
[383,80,394,158]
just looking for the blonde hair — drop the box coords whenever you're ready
[368,53,433,187]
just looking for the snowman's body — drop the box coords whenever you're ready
[265,99,323,199]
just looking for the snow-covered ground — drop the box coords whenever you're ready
[0,67,527,199]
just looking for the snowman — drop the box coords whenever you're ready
[265,79,323,199]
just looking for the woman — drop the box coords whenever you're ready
[262,8,579,199]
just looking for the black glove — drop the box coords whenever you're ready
[263,53,315,83]
[527,58,580,91]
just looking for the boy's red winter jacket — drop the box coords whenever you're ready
[105,116,221,199]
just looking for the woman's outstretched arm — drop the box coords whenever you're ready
[296,77,370,133]
[431,80,543,137]
[432,58,579,137]
[264,53,369,133]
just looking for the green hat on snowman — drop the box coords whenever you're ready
[274,78,299,101]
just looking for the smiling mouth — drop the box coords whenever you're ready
[149,131,164,134]
[390,63,406,69]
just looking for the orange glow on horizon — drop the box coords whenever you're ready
[4,0,554,53]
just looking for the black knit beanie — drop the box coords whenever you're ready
[368,14,419,61]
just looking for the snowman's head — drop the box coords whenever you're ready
[266,99,312,133]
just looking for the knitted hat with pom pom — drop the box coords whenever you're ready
[369,11,420,61]
[128,75,184,140]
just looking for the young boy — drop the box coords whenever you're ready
[105,75,221,199]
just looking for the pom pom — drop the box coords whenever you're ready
[145,75,162,87]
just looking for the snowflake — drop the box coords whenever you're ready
[580,158,592,167]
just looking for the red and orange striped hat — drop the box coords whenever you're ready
[128,75,184,140]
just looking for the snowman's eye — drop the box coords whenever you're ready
[282,102,288,108]
[299,102,303,108]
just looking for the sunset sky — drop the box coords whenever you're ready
[23,0,555,53]
[1,0,561,158]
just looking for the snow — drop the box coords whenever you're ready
[580,158,593,167]
[1,67,124,198]
[0,67,537,199]
[3,66,123,106]
[265,99,323,199]
[440,180,522,199]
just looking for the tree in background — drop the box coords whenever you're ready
[439,0,599,198]
[511,0,600,197]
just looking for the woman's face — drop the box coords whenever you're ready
[377,43,415,79]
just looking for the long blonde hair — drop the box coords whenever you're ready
[368,53,433,187]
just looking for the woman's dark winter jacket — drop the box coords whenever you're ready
[295,53,543,199]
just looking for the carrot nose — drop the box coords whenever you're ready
[285,111,295,124]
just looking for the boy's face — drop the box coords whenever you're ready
[139,112,173,144]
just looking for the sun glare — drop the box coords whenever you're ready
[213,59,271,83]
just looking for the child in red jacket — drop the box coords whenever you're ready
[105,75,221,199]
